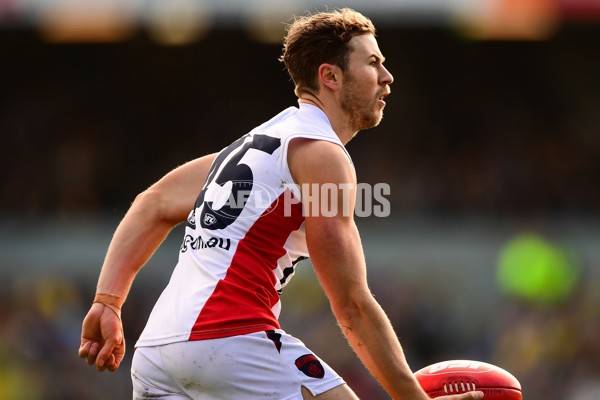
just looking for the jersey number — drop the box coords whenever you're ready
[196,134,281,230]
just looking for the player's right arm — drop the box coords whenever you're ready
[288,139,483,400]
[79,152,217,372]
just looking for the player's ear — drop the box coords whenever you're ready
[318,63,341,91]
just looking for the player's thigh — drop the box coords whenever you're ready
[131,346,192,400]
[302,384,360,400]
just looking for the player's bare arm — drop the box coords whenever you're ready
[94,153,218,295]
[79,152,217,371]
[288,139,483,400]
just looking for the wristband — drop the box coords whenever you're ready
[93,292,124,318]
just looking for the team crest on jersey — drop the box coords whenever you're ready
[203,213,217,226]
[295,354,324,379]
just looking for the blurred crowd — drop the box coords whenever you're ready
[1,23,599,400]
[1,27,599,218]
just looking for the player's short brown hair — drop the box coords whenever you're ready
[280,8,375,97]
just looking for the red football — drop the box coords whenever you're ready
[414,360,522,399]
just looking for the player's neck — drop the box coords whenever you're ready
[298,97,357,145]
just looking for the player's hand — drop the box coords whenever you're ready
[79,302,125,372]
[436,392,484,400]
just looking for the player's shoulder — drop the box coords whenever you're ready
[288,137,346,159]
[288,139,355,185]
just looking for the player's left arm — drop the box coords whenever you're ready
[290,140,483,400]
[79,152,217,371]
[290,139,464,399]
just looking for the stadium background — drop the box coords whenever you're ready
[1,0,599,399]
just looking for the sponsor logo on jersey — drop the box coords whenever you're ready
[180,234,231,252]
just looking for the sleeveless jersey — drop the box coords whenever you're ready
[135,103,351,347]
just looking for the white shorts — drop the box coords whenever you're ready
[131,330,346,399]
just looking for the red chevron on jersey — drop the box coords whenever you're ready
[189,190,304,339]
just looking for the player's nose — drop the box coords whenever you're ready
[379,64,393,85]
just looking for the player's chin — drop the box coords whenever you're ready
[372,109,384,127]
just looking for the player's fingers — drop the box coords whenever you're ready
[104,354,118,372]
[96,335,120,370]
[96,346,113,370]
[78,341,91,358]
[440,392,484,400]
[97,353,115,372]
[108,359,120,372]
[107,337,126,372]
[86,342,100,365]
[459,392,484,400]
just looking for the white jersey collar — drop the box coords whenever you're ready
[298,103,332,129]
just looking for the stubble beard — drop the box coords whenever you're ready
[340,73,383,133]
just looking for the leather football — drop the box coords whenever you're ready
[414,360,522,399]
